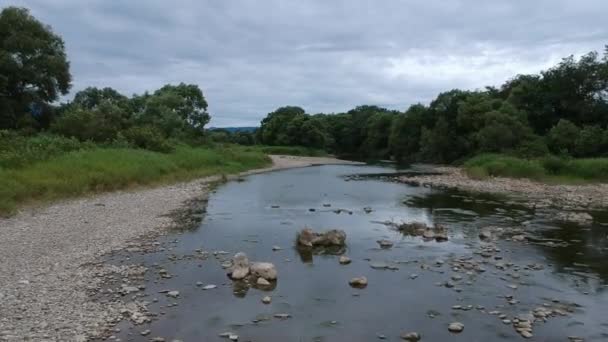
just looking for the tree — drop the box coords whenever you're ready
[389,104,427,163]
[51,101,127,142]
[547,119,580,155]
[135,83,209,136]
[72,87,130,111]
[258,106,306,145]
[0,7,71,129]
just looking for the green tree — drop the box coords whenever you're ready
[0,7,71,129]
[389,104,426,163]
[258,106,306,145]
[547,119,580,155]
[52,101,127,142]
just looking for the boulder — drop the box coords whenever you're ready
[339,256,352,265]
[297,228,347,247]
[448,322,464,333]
[230,252,250,280]
[250,262,277,280]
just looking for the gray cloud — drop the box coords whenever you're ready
[9,0,608,126]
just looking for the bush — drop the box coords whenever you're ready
[0,131,92,168]
[541,155,568,175]
[51,102,128,143]
[516,136,549,158]
[547,119,579,155]
[121,126,175,153]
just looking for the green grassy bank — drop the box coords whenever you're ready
[0,145,270,215]
[464,154,608,183]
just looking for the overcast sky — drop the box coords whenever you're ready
[9,0,608,127]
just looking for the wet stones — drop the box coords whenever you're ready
[400,332,421,341]
[349,276,368,288]
[557,212,593,225]
[262,296,272,304]
[228,253,278,286]
[377,239,394,249]
[230,253,250,280]
[339,256,352,265]
[250,262,278,281]
[396,222,449,242]
[297,228,347,247]
[448,322,464,333]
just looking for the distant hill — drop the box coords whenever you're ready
[208,126,258,133]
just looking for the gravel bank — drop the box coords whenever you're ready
[0,155,359,341]
[399,166,608,210]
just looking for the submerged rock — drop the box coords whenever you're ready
[377,239,394,248]
[396,222,449,242]
[256,277,271,286]
[297,228,347,247]
[349,276,368,288]
[400,332,421,341]
[448,322,464,333]
[339,256,352,265]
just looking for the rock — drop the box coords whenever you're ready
[151,338,165,342]
[422,229,435,239]
[250,262,277,280]
[377,240,393,248]
[400,332,421,341]
[166,291,179,298]
[339,256,352,265]
[229,334,239,341]
[364,207,373,213]
[479,229,493,240]
[257,277,271,286]
[512,235,526,242]
[202,284,217,290]
[230,252,250,280]
[557,212,593,225]
[297,228,316,247]
[349,276,368,288]
[448,322,464,333]
[297,228,347,247]
[262,296,272,304]
[141,330,151,336]
[272,246,282,251]
[274,313,291,319]
[520,331,533,338]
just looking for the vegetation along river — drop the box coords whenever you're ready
[108,164,608,341]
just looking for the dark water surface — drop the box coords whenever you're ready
[111,164,608,341]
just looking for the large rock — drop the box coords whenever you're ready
[250,262,277,280]
[349,276,368,288]
[297,228,346,247]
[230,252,250,280]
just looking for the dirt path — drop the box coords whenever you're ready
[0,155,360,341]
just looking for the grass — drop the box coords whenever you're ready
[463,153,608,183]
[0,145,271,216]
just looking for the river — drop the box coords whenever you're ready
[109,164,608,341]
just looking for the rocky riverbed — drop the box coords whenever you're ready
[0,156,360,341]
[92,164,608,341]
[397,166,608,210]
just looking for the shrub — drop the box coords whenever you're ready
[0,131,92,168]
[121,126,174,153]
[547,119,579,155]
[51,102,128,143]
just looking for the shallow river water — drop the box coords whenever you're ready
[111,164,608,341]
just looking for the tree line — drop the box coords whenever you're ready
[258,49,608,163]
[2,6,608,164]
[1,7,210,152]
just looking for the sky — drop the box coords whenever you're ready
[8,0,608,127]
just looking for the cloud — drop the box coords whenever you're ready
[9,0,608,126]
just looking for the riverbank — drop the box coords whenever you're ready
[398,166,608,210]
[0,155,360,341]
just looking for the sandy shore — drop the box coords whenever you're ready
[399,166,608,210]
[0,155,360,341]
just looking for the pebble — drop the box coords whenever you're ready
[400,332,421,341]
[202,284,217,290]
[166,291,180,298]
[141,330,151,336]
[448,322,464,333]
[262,296,272,304]
[339,256,352,265]
[272,246,282,251]
[349,276,368,288]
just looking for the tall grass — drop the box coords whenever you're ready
[0,145,270,215]
[464,154,608,183]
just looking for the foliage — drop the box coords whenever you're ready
[120,125,174,152]
[0,7,71,129]
[0,130,92,168]
[464,154,608,183]
[254,145,327,157]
